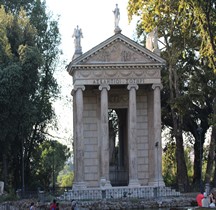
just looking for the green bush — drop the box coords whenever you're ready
[0,193,18,203]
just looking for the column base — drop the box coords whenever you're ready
[72,181,87,190]
[128,179,140,187]
[148,179,165,187]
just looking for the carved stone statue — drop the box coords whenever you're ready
[72,25,83,54]
[113,4,121,33]
[146,27,160,55]
[146,30,154,51]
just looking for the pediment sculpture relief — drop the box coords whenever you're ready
[81,41,155,64]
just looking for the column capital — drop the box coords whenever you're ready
[74,85,85,91]
[152,83,163,90]
[71,89,75,96]
[99,84,110,91]
[71,85,85,96]
[127,84,139,91]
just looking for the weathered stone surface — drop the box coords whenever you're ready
[0,193,198,210]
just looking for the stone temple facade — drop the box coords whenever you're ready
[66,31,179,199]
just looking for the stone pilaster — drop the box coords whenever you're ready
[150,83,164,187]
[127,84,140,187]
[99,84,111,188]
[72,85,87,189]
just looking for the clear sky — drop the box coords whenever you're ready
[46,0,137,60]
[45,0,138,147]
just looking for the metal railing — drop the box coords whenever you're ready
[109,167,128,186]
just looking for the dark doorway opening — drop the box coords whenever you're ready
[109,109,128,186]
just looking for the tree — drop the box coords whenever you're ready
[31,140,70,190]
[22,0,61,191]
[178,0,216,72]
[0,5,42,190]
[180,60,216,187]
[177,4,216,185]
[162,139,177,186]
[127,0,216,191]
[57,164,74,188]
[0,0,61,192]
[128,0,190,191]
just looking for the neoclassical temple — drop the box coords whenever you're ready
[66,6,179,200]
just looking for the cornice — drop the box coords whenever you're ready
[68,63,163,76]
[80,38,158,64]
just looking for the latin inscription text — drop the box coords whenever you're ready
[93,78,145,85]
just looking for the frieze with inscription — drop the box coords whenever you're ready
[93,78,145,85]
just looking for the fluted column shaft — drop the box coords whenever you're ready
[127,84,140,187]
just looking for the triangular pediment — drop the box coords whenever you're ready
[70,33,165,66]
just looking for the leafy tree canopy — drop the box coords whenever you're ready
[0,0,62,191]
[127,0,216,72]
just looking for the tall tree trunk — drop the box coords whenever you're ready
[168,63,190,192]
[176,134,190,191]
[3,154,8,191]
[212,128,216,186]
[193,126,209,194]
[210,98,216,186]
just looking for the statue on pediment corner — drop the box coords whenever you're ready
[146,27,160,55]
[72,25,83,54]
[113,4,121,33]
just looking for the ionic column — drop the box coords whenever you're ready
[99,84,111,188]
[151,84,164,187]
[127,84,140,187]
[72,85,86,189]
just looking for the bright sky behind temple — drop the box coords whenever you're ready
[46,0,137,60]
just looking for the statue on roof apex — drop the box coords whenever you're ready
[72,25,83,54]
[113,4,121,34]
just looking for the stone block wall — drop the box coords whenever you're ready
[136,90,149,185]
[83,91,99,187]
